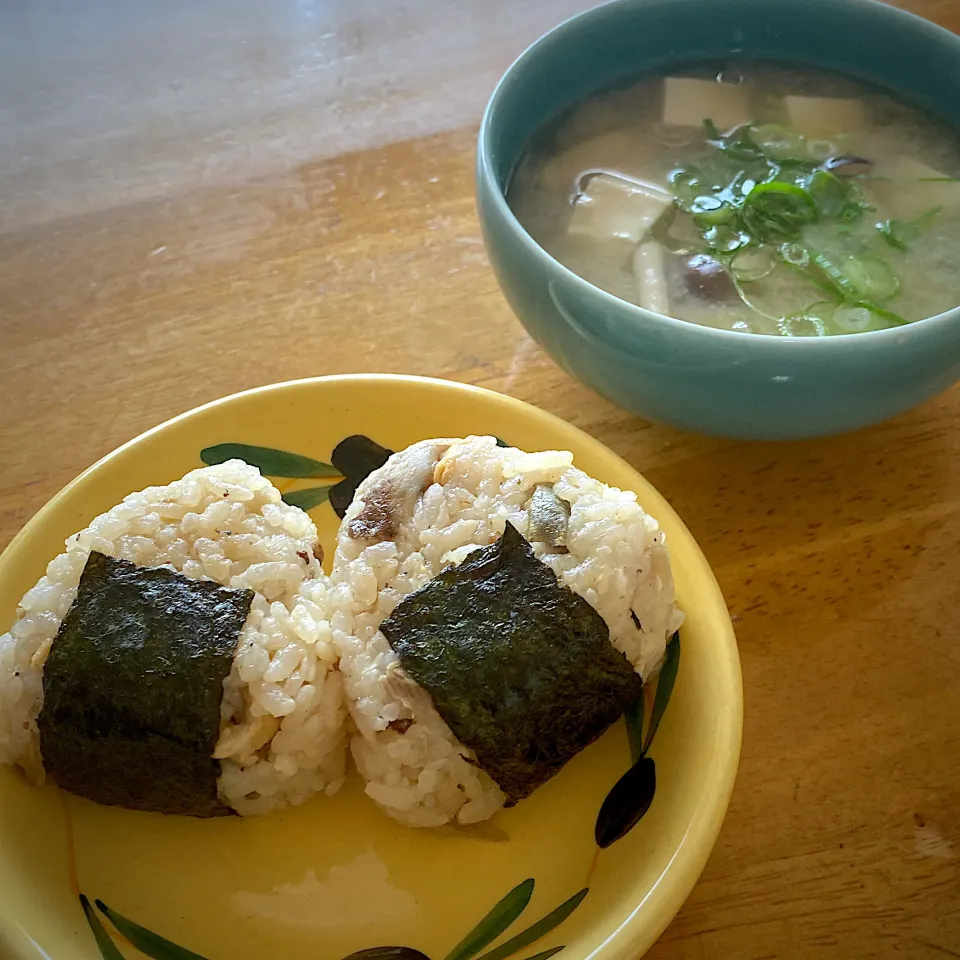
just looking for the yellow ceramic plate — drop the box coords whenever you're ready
[0,375,741,960]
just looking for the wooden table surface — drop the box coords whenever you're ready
[1,1,958,957]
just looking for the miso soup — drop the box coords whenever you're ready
[507,62,960,336]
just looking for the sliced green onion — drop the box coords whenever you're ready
[876,205,943,252]
[668,167,699,185]
[876,220,908,251]
[830,301,908,333]
[810,249,900,302]
[836,177,874,224]
[742,182,819,242]
[805,138,837,161]
[789,263,844,300]
[808,170,850,219]
[667,120,914,328]
[906,204,941,232]
[854,300,909,326]
[690,194,723,213]
[646,203,697,255]
[690,196,734,229]
[778,241,810,268]
[832,304,875,333]
[810,251,861,299]
[720,127,766,162]
[703,118,723,141]
[804,299,836,317]
[779,314,829,337]
[773,158,814,177]
[758,160,784,185]
[704,223,751,253]
[751,124,807,161]
[732,275,782,321]
[744,181,818,211]
[840,203,869,224]
[838,254,899,301]
[730,245,777,281]
[668,167,705,208]
[694,207,735,230]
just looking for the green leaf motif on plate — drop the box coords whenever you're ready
[80,896,126,960]
[342,949,432,960]
[281,486,333,510]
[199,442,339,478]
[444,878,535,960]
[624,697,645,767]
[475,889,588,960]
[520,947,566,960]
[81,893,211,960]
[595,630,681,849]
[343,877,585,960]
[94,900,210,960]
[198,435,399,518]
[642,631,681,756]
[78,790,584,960]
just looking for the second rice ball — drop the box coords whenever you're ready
[326,436,683,827]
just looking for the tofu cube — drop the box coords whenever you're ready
[663,77,752,131]
[568,173,671,244]
[784,95,865,140]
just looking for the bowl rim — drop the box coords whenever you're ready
[0,374,743,960]
[477,0,960,348]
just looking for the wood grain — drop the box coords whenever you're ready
[1,1,958,957]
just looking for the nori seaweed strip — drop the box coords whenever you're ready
[38,552,253,817]
[380,524,643,802]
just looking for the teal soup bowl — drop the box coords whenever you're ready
[476,0,960,440]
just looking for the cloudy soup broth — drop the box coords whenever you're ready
[507,62,960,336]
